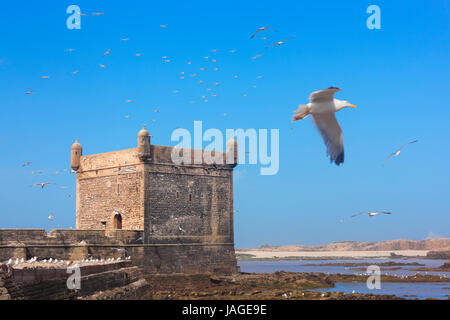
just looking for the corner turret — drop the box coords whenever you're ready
[138,125,151,160]
[71,140,82,171]
[226,138,238,167]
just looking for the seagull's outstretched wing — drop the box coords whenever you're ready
[311,112,344,165]
[351,212,367,218]
[383,152,396,165]
[309,87,340,103]
[398,139,418,151]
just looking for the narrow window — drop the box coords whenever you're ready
[176,191,179,199]
[189,194,192,202]
[117,184,120,195]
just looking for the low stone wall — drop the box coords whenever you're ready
[0,229,238,276]
[0,262,151,300]
[0,229,144,262]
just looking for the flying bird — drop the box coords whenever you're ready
[118,167,137,174]
[22,162,32,167]
[383,140,418,165]
[71,70,79,75]
[32,182,55,189]
[292,87,356,166]
[250,27,272,39]
[48,214,54,221]
[112,210,128,218]
[40,75,49,79]
[25,90,33,94]
[266,37,293,49]
[91,12,104,16]
[103,49,111,56]
[351,211,392,218]
[251,54,263,60]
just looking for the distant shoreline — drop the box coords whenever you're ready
[236,238,450,260]
[236,250,430,261]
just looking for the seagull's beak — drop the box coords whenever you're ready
[348,104,357,108]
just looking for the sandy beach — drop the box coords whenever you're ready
[236,250,429,259]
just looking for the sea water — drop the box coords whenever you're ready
[238,258,450,299]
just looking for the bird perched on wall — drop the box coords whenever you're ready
[32,182,55,189]
[383,140,418,165]
[351,211,392,218]
[292,87,356,166]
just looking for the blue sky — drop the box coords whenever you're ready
[0,1,449,248]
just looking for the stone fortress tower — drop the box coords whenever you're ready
[70,126,239,274]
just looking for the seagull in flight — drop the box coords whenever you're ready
[251,54,263,60]
[250,27,272,39]
[117,167,137,174]
[384,140,418,165]
[112,210,128,218]
[351,211,392,218]
[292,87,356,166]
[266,37,293,49]
[22,162,32,167]
[32,182,55,189]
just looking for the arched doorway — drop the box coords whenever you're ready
[113,213,122,230]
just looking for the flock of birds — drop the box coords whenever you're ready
[25,24,293,121]
[5,255,131,268]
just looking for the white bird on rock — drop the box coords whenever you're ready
[292,87,356,166]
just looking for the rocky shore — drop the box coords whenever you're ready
[147,271,448,300]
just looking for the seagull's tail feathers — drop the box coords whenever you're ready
[292,104,311,121]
